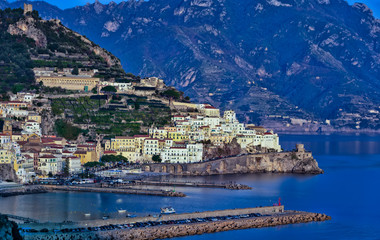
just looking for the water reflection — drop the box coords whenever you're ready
[280,134,380,155]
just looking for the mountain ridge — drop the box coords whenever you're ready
[2,0,380,131]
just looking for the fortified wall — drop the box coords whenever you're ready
[143,144,323,175]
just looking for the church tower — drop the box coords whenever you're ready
[3,118,12,136]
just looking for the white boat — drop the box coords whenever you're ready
[161,207,176,214]
[118,209,126,213]
[84,213,91,217]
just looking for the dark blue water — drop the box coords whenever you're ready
[1,134,379,239]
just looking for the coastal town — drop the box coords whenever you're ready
[0,4,338,240]
[0,70,282,182]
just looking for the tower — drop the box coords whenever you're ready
[3,118,12,136]
[96,135,103,161]
[23,3,33,15]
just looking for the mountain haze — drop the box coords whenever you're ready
[2,0,380,131]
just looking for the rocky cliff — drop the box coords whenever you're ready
[0,164,18,182]
[3,0,379,131]
[144,150,323,175]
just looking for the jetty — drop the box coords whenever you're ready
[19,206,331,240]
[131,180,252,190]
[44,185,186,197]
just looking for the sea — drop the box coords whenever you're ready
[0,134,379,240]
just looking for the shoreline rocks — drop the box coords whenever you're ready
[98,212,331,240]
[0,185,47,197]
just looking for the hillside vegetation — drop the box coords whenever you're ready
[0,7,126,93]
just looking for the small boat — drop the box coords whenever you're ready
[102,215,110,220]
[161,207,176,214]
[118,209,126,213]
[126,214,136,218]
[84,213,91,217]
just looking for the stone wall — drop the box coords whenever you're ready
[143,149,323,175]
[0,164,18,182]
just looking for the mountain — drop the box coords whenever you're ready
[0,5,125,92]
[2,0,380,131]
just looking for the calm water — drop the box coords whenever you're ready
[1,134,380,239]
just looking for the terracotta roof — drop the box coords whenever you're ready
[39,155,56,158]
[115,136,134,139]
[133,135,149,138]
[74,150,87,154]
[104,150,117,154]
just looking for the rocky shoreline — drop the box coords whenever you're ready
[98,212,331,240]
[0,185,47,197]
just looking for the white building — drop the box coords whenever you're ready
[160,143,203,163]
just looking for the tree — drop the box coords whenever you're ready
[161,89,181,99]
[91,87,97,94]
[84,161,104,168]
[63,158,70,177]
[152,155,162,163]
[72,66,79,75]
[134,102,140,110]
[101,86,117,93]
[101,154,128,163]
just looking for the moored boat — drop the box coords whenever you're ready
[161,207,175,214]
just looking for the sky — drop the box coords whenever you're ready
[7,0,380,18]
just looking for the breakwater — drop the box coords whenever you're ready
[44,185,186,197]
[131,180,252,190]
[98,212,331,240]
[19,206,330,240]
[143,145,322,176]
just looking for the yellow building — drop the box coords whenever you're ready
[202,106,220,117]
[167,131,189,142]
[118,149,140,163]
[0,149,15,164]
[133,135,149,152]
[27,114,42,124]
[36,76,100,92]
[11,134,23,142]
[149,128,168,139]
[111,136,136,150]
[209,134,233,146]
[74,150,97,165]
